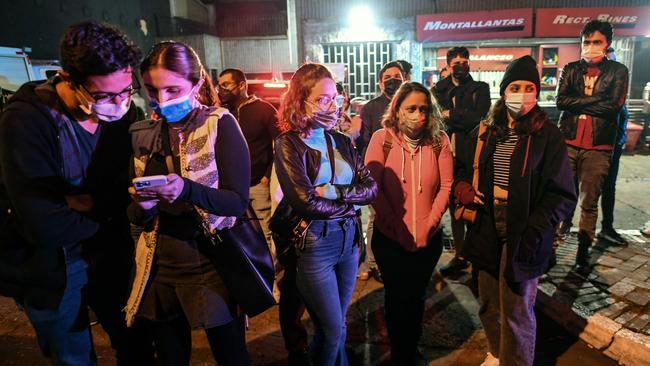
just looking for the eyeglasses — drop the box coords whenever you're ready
[309,95,344,111]
[79,80,140,105]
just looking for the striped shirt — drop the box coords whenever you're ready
[493,128,519,189]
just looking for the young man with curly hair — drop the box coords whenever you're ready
[0,21,152,365]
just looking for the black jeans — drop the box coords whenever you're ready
[372,226,442,363]
[150,315,250,366]
[600,143,623,230]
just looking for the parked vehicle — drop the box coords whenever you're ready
[31,60,61,81]
[0,46,34,93]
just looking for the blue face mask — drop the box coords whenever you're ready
[149,88,197,123]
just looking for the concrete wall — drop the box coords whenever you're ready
[220,37,296,74]
[156,34,222,72]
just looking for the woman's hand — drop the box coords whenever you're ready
[314,184,338,199]
[473,189,485,205]
[128,186,159,210]
[141,174,185,204]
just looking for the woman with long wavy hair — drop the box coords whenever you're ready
[364,81,453,365]
[273,62,377,366]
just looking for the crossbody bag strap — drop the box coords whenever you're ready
[160,122,175,174]
[472,123,487,191]
[324,132,336,184]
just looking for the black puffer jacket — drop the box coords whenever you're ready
[274,130,377,220]
[556,58,628,146]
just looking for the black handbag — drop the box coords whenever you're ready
[199,207,276,317]
[160,122,275,317]
[269,198,311,255]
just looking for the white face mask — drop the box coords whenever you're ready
[582,45,605,64]
[93,97,131,122]
[505,93,537,117]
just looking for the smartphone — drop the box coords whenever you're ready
[133,175,168,190]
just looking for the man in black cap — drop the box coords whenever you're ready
[556,20,628,266]
[433,46,491,277]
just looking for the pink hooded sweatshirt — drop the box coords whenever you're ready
[365,128,453,251]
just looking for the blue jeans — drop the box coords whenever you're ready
[296,218,358,366]
[23,258,95,366]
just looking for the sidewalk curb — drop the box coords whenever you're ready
[537,278,650,366]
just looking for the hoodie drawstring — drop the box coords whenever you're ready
[401,148,406,183]
[521,135,532,177]
[418,150,423,193]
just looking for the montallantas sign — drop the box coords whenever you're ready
[423,18,525,32]
[536,7,650,37]
[417,9,533,42]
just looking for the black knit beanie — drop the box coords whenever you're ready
[499,55,541,97]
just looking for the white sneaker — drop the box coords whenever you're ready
[480,352,499,366]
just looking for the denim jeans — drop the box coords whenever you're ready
[601,143,623,230]
[23,258,95,366]
[478,202,539,366]
[296,218,358,366]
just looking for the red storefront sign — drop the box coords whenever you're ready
[416,9,533,42]
[436,47,532,71]
[536,7,650,37]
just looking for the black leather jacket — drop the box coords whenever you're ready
[556,58,629,146]
[274,130,377,220]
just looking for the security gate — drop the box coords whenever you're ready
[322,42,395,100]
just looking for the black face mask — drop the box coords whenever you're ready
[452,63,470,80]
[383,78,402,97]
[218,87,238,105]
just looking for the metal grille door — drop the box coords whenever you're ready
[323,42,394,100]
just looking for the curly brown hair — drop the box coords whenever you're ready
[278,63,334,134]
[382,82,445,146]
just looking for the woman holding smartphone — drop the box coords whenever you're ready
[123,41,251,365]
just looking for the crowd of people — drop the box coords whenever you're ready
[0,18,637,366]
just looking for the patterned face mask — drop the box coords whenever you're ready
[306,100,339,130]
